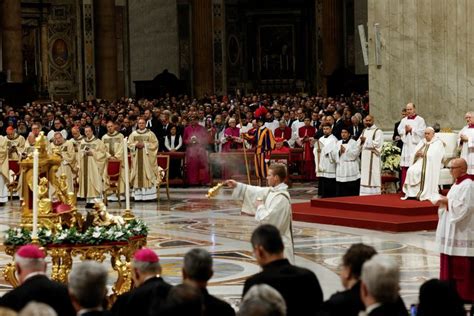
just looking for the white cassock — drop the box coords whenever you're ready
[435,176,474,257]
[397,115,426,167]
[314,134,338,178]
[402,137,445,201]
[331,139,360,182]
[232,182,294,264]
[358,126,383,195]
[264,120,279,134]
[458,125,474,174]
[0,137,9,203]
[291,120,305,148]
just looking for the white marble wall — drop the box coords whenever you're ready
[368,0,474,130]
[128,0,179,92]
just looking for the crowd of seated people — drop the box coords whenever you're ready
[0,92,369,184]
[0,224,469,316]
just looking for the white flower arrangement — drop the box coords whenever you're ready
[4,219,148,246]
[381,141,401,172]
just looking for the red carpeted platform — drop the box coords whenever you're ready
[292,194,439,232]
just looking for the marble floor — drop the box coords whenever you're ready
[0,184,439,310]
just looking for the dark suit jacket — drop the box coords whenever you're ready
[202,288,235,316]
[351,124,364,140]
[393,121,403,149]
[243,259,323,316]
[93,125,107,139]
[320,281,408,316]
[333,119,345,140]
[0,274,75,316]
[146,118,162,138]
[111,276,172,316]
[368,302,409,316]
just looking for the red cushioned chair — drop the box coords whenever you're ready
[8,160,20,202]
[156,155,170,202]
[104,160,121,206]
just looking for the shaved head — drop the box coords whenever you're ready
[450,158,467,172]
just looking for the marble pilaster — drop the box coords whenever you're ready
[1,0,23,82]
[94,0,118,100]
[192,0,213,97]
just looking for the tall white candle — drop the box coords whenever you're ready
[123,138,130,210]
[32,149,39,239]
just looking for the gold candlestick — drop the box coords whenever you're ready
[206,183,224,198]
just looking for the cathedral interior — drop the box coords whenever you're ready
[0,0,368,104]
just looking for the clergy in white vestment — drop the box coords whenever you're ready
[314,124,338,198]
[397,103,426,186]
[358,115,383,195]
[226,163,294,264]
[5,126,25,160]
[331,128,360,197]
[128,118,160,201]
[402,127,445,201]
[0,136,10,203]
[458,111,474,174]
[102,121,125,201]
[78,126,107,207]
[433,158,474,302]
[50,132,76,194]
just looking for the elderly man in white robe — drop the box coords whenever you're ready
[314,124,338,198]
[358,115,383,195]
[0,136,10,204]
[458,111,474,174]
[226,163,294,264]
[397,103,426,187]
[102,121,125,202]
[331,128,360,197]
[402,127,445,201]
[50,132,76,194]
[433,158,474,302]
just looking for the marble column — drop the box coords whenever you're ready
[1,0,23,82]
[40,21,48,92]
[94,0,117,100]
[192,0,213,98]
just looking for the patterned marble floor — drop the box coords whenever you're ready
[0,184,439,310]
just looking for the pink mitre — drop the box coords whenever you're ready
[133,248,159,263]
[16,244,46,259]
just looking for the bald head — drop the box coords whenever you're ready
[406,103,416,116]
[363,115,374,127]
[451,158,467,172]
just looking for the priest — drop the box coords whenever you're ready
[78,126,107,208]
[183,114,210,185]
[332,128,360,196]
[458,111,474,174]
[314,124,338,198]
[397,103,426,186]
[50,132,76,193]
[434,158,474,303]
[0,136,9,204]
[402,127,445,201]
[6,126,25,160]
[102,121,125,201]
[225,163,294,263]
[358,115,383,195]
[128,118,159,201]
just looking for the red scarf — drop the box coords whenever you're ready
[455,174,472,185]
[469,124,474,128]
[407,115,417,120]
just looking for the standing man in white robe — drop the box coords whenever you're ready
[402,127,445,201]
[332,128,360,196]
[458,111,474,174]
[397,103,426,187]
[358,115,383,195]
[314,124,338,198]
[102,121,125,201]
[0,136,10,204]
[226,163,294,264]
[434,158,474,302]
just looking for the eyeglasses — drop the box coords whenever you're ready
[447,166,461,169]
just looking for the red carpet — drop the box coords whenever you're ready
[292,194,439,232]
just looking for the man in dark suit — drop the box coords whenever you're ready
[68,261,109,316]
[360,255,408,316]
[0,245,75,316]
[182,248,235,316]
[144,109,161,138]
[332,109,345,140]
[111,248,172,316]
[243,225,323,316]
[393,108,406,150]
[92,116,106,139]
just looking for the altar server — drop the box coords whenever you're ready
[332,128,360,196]
[314,124,338,198]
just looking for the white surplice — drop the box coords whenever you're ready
[397,115,426,167]
[402,137,445,201]
[435,177,474,256]
[232,182,294,264]
[331,139,360,182]
[458,125,474,174]
[358,125,383,195]
[314,134,338,178]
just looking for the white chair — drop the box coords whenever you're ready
[436,132,458,188]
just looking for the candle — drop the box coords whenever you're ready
[32,149,39,239]
[123,138,130,210]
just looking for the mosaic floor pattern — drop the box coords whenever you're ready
[0,184,439,310]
